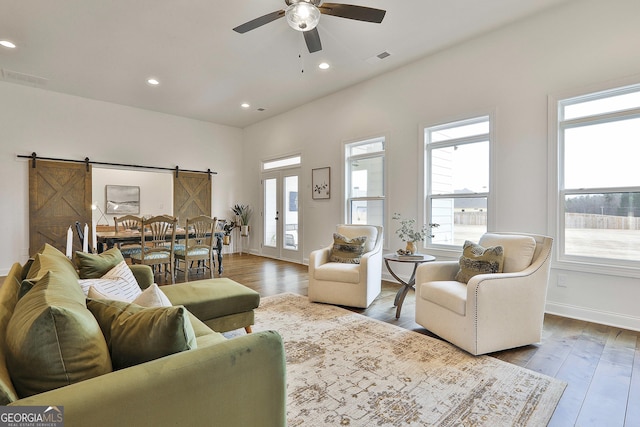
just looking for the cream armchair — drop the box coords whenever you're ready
[415,232,553,355]
[309,225,383,308]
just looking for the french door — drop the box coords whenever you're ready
[262,169,301,262]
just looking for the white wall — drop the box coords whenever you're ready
[0,82,244,270]
[92,168,174,223]
[242,0,640,330]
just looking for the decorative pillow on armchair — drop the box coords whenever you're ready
[455,240,504,284]
[329,233,367,264]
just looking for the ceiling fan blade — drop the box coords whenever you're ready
[319,3,386,23]
[233,10,285,33]
[304,28,322,53]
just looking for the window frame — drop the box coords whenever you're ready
[422,114,493,254]
[343,136,386,229]
[551,81,640,277]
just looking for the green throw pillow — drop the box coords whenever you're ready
[5,270,112,398]
[329,233,367,264]
[0,263,23,404]
[455,240,504,284]
[87,299,197,370]
[75,247,125,279]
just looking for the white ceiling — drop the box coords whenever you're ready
[0,0,571,128]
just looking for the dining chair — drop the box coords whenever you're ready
[113,215,142,259]
[175,215,217,282]
[130,214,177,284]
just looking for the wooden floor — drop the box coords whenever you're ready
[188,254,640,427]
[3,253,638,425]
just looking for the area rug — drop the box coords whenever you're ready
[247,293,565,426]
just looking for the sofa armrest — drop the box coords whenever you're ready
[11,331,286,427]
[129,264,153,289]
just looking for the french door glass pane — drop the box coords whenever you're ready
[284,176,298,250]
[564,192,640,260]
[431,141,489,194]
[264,178,277,248]
[430,197,487,246]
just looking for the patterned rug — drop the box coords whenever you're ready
[250,293,566,426]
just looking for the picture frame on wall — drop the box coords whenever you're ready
[106,185,140,214]
[312,167,330,200]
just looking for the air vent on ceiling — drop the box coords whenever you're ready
[1,69,48,87]
[365,51,392,64]
[257,108,265,112]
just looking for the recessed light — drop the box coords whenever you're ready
[241,103,250,109]
[0,40,16,49]
[147,78,160,86]
[318,62,330,70]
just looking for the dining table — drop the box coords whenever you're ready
[95,229,225,275]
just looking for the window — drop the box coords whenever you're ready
[262,155,301,171]
[345,137,385,227]
[424,116,491,247]
[557,84,640,268]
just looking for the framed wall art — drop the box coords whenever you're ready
[312,167,330,200]
[106,185,140,214]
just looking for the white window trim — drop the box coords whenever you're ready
[548,77,640,278]
[420,112,495,258]
[342,134,388,247]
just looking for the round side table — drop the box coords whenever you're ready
[384,253,435,318]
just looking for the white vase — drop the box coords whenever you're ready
[241,225,249,236]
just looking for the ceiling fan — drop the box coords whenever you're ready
[233,0,386,53]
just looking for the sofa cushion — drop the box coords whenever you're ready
[78,260,142,301]
[87,299,197,370]
[0,263,23,404]
[160,278,260,322]
[26,244,79,282]
[455,240,504,284]
[75,247,125,279]
[479,233,537,273]
[330,233,367,264]
[6,270,112,398]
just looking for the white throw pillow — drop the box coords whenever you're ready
[88,283,172,308]
[131,284,173,308]
[78,260,142,301]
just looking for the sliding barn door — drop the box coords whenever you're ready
[29,160,92,255]
[173,171,211,227]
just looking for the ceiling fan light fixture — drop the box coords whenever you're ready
[285,2,321,32]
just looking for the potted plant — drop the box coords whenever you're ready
[232,204,253,236]
[221,220,236,245]
[393,213,439,254]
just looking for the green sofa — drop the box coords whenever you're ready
[0,245,286,426]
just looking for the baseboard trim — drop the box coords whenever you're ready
[546,301,640,332]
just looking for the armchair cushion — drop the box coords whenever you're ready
[421,280,467,316]
[87,299,197,370]
[455,240,504,284]
[329,233,367,264]
[479,233,536,273]
[314,262,361,284]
